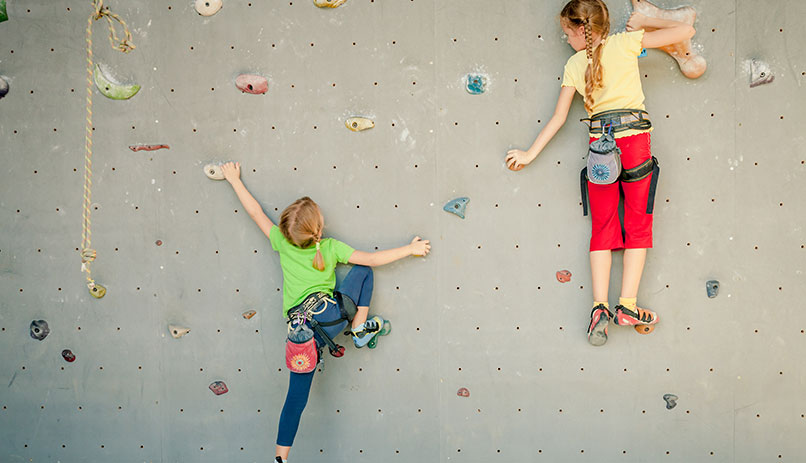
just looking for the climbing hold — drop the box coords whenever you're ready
[0,0,7,23]
[457,387,470,398]
[638,48,647,58]
[88,283,106,299]
[556,270,572,283]
[0,76,8,99]
[465,74,486,95]
[209,381,228,395]
[750,59,774,88]
[155,240,163,246]
[706,280,719,298]
[235,74,268,95]
[30,320,50,341]
[242,310,257,320]
[129,144,169,152]
[93,64,140,100]
[314,0,347,8]
[443,197,469,219]
[61,349,76,363]
[169,325,190,339]
[630,0,706,79]
[345,117,374,132]
[195,0,223,16]
[508,161,525,172]
[662,393,678,410]
[204,163,225,180]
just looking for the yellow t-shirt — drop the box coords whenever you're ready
[561,30,651,139]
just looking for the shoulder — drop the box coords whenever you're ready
[606,31,644,54]
[565,49,587,68]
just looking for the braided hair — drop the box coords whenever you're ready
[279,196,326,271]
[561,0,610,114]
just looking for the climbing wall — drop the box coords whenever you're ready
[1,0,804,461]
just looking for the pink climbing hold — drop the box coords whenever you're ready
[61,349,76,362]
[209,381,228,396]
[235,74,268,95]
[457,387,470,398]
[556,270,572,283]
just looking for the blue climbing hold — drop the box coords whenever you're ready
[638,48,647,58]
[466,74,485,95]
[444,197,469,219]
[706,280,719,298]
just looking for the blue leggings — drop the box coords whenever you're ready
[276,265,373,447]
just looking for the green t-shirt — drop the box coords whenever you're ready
[269,225,355,317]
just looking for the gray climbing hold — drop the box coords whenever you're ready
[706,280,719,298]
[466,74,485,94]
[443,197,469,219]
[30,320,50,341]
[750,59,774,88]
[0,76,9,99]
[663,393,678,410]
[169,325,190,339]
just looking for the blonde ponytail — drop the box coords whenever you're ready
[561,0,610,114]
[312,239,325,271]
[279,196,327,272]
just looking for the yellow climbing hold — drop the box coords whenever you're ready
[314,0,347,8]
[89,283,107,299]
[345,117,374,132]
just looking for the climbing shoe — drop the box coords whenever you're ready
[352,316,383,348]
[275,457,285,463]
[613,304,658,326]
[587,304,612,346]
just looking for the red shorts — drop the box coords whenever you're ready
[588,132,654,251]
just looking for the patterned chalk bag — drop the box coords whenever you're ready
[286,323,317,374]
[586,130,622,185]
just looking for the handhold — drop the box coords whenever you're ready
[30,320,50,341]
[556,270,572,283]
[706,280,719,298]
[204,163,225,180]
[662,393,678,410]
[457,387,470,398]
[466,74,486,95]
[508,161,525,172]
[235,74,268,94]
[155,240,163,246]
[169,325,190,339]
[195,0,223,16]
[314,0,347,8]
[94,64,140,100]
[638,48,647,58]
[0,76,9,99]
[443,197,469,219]
[0,0,7,23]
[750,59,774,88]
[129,144,170,152]
[345,117,374,132]
[61,349,76,363]
[242,310,256,320]
[631,0,706,79]
[209,381,228,395]
[88,283,106,299]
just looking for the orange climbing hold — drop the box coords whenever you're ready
[242,310,257,319]
[556,270,572,283]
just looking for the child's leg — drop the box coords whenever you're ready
[621,248,647,298]
[336,265,374,329]
[590,250,612,302]
[276,369,316,459]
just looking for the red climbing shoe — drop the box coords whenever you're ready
[613,305,658,326]
[587,304,612,347]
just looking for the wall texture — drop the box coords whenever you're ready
[1,0,804,462]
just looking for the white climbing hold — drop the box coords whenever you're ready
[169,324,190,339]
[204,163,225,180]
[750,59,774,88]
[195,0,223,16]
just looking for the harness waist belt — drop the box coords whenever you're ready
[582,109,652,134]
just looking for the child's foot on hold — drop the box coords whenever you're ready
[587,304,612,346]
[352,316,383,348]
[613,304,658,326]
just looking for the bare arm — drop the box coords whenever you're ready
[627,12,695,49]
[505,85,576,170]
[348,236,430,267]
[221,162,275,240]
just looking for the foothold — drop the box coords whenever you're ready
[631,0,706,79]
[457,387,470,398]
[242,310,257,320]
[169,325,190,339]
[209,381,228,395]
[129,144,169,152]
[345,117,374,132]
[706,280,719,298]
[94,64,140,100]
[155,240,163,246]
[663,393,678,410]
[204,163,225,180]
[30,320,50,341]
[314,0,347,8]
[556,270,572,283]
[466,74,486,95]
[635,324,654,334]
[750,59,774,88]
[638,48,647,58]
[61,349,76,363]
[89,283,106,299]
[443,197,469,219]
[235,74,268,94]
[195,0,223,16]
[0,76,9,99]
[0,0,7,23]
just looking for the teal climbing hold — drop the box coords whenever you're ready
[466,74,485,94]
[443,197,469,219]
[638,48,647,58]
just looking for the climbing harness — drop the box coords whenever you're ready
[580,156,660,216]
[581,109,652,135]
[81,0,135,297]
[286,292,357,359]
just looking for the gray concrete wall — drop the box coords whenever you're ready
[1,0,804,461]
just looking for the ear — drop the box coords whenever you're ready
[576,25,586,36]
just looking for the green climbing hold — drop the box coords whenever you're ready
[94,64,140,100]
[0,1,8,23]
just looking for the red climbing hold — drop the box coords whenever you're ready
[209,381,228,396]
[155,240,163,246]
[235,74,268,95]
[457,387,470,398]
[556,270,572,283]
[62,349,76,362]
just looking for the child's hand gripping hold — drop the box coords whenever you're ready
[409,236,431,257]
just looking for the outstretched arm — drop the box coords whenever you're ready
[505,85,576,170]
[627,12,695,49]
[221,162,275,240]
[348,236,431,267]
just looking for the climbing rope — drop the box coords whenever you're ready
[81,0,134,295]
